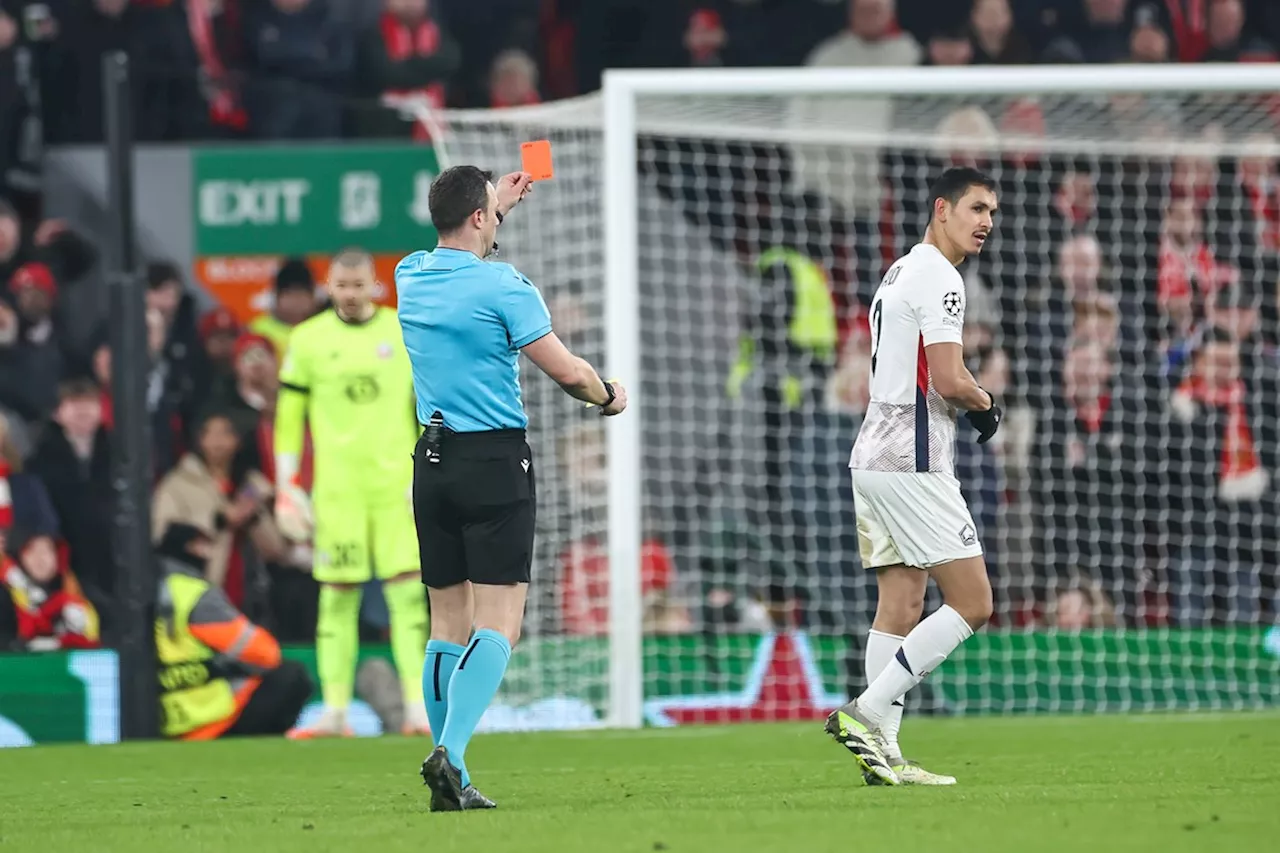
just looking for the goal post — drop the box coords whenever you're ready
[434,63,1280,732]
[602,84,644,730]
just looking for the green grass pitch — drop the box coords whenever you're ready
[3,713,1278,852]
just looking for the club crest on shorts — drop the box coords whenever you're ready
[958,523,976,546]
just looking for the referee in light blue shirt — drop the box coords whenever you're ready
[397,165,627,812]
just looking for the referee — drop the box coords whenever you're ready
[397,165,627,811]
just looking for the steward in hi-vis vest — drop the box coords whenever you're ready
[155,523,312,739]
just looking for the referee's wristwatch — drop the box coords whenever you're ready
[600,380,616,409]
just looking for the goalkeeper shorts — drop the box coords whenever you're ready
[411,428,535,589]
[312,490,419,585]
[850,469,983,570]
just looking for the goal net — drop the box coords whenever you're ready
[430,65,1280,729]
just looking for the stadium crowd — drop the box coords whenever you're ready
[3,0,1280,652]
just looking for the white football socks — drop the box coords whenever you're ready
[858,605,973,729]
[864,629,906,759]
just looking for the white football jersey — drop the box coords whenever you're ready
[849,243,966,474]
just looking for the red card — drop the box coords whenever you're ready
[520,140,554,181]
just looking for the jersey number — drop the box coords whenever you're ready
[870,299,883,377]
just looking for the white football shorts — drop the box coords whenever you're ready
[850,469,983,569]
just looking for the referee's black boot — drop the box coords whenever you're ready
[421,746,464,812]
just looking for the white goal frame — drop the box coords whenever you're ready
[601,63,1280,729]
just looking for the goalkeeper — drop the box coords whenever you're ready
[274,249,430,738]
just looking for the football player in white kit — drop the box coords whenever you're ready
[825,168,1003,786]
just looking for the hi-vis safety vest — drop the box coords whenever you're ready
[155,571,236,738]
[727,248,838,410]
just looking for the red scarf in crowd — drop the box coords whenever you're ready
[1164,0,1209,62]
[215,476,247,608]
[3,553,101,650]
[1157,237,1235,308]
[1073,393,1112,434]
[1173,374,1267,501]
[100,390,114,431]
[380,13,446,141]
[0,457,12,529]
[185,0,248,132]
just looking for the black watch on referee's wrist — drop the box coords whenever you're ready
[600,381,616,409]
[495,209,505,225]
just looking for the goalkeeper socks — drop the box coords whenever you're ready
[857,605,973,728]
[383,579,429,710]
[864,629,907,758]
[316,585,363,711]
[423,639,465,745]
[439,629,512,788]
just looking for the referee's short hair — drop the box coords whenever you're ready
[429,166,496,234]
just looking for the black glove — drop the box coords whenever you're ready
[963,403,1003,445]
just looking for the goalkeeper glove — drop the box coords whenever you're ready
[963,401,1003,445]
[274,454,314,541]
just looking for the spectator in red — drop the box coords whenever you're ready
[152,410,285,610]
[1053,171,1100,235]
[139,0,250,139]
[684,8,726,67]
[206,333,278,471]
[1151,0,1271,61]
[5,262,66,421]
[1167,327,1276,624]
[195,305,244,399]
[27,379,115,629]
[1157,195,1237,344]
[969,0,1034,64]
[350,0,459,138]
[488,49,541,108]
[1034,340,1158,625]
[1,530,100,651]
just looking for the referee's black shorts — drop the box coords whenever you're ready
[412,427,535,589]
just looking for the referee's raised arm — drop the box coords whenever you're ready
[395,164,625,811]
